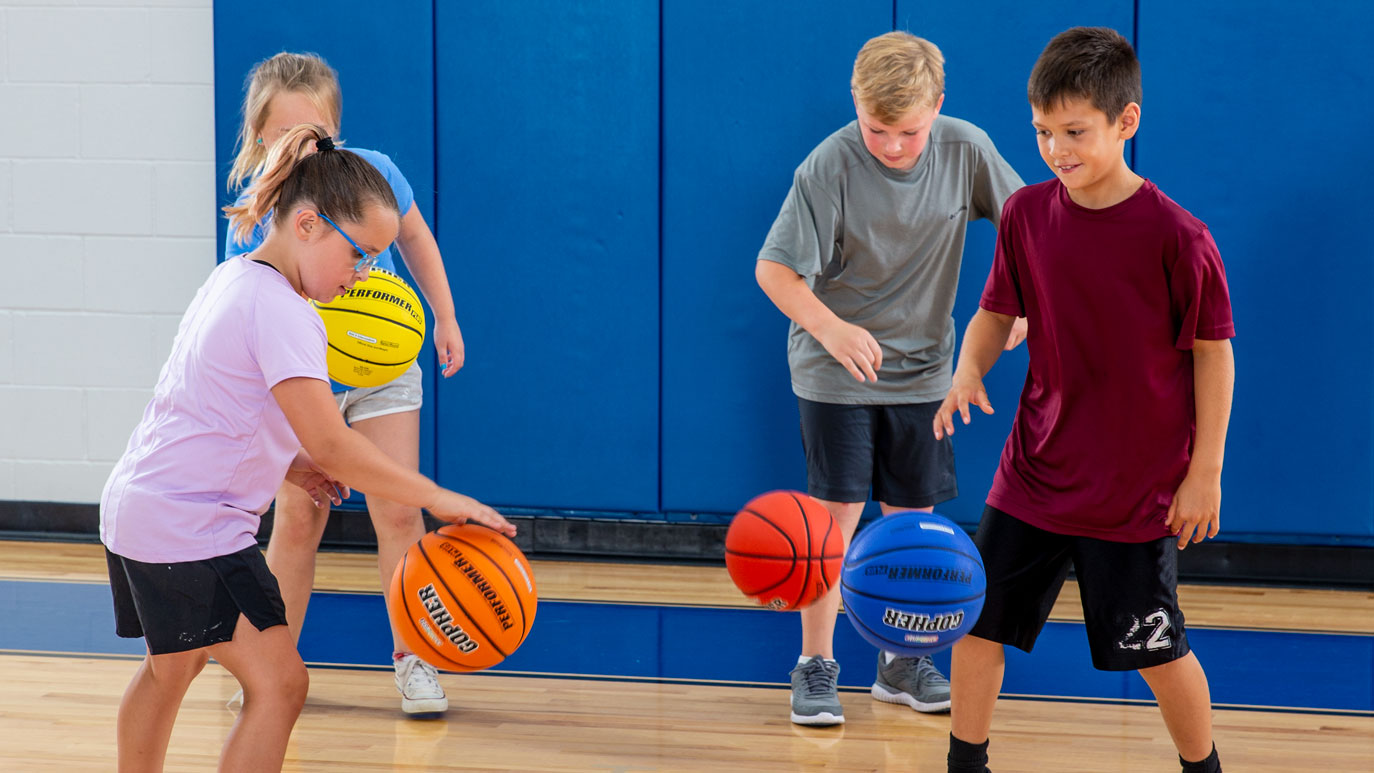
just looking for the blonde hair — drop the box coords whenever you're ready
[223,124,398,244]
[227,52,342,191]
[851,32,945,124]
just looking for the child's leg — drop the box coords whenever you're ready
[209,616,309,772]
[800,499,865,658]
[263,482,331,643]
[1139,651,1215,763]
[117,647,209,772]
[351,409,424,653]
[950,634,1004,743]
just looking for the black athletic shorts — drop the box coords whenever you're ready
[967,505,1191,671]
[797,396,956,508]
[105,545,287,655]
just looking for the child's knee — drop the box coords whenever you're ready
[272,495,330,535]
[148,649,210,685]
[955,634,1000,655]
[285,662,310,707]
[368,500,422,536]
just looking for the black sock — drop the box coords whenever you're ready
[948,733,990,773]
[1180,744,1220,773]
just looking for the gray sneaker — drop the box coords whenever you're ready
[871,652,951,713]
[789,656,844,725]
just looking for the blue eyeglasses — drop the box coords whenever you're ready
[316,211,380,272]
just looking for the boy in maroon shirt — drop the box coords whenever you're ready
[932,27,1234,773]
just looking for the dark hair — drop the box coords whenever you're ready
[1028,27,1141,120]
[224,123,398,243]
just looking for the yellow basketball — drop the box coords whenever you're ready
[312,268,426,388]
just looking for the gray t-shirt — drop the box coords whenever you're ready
[758,116,1023,404]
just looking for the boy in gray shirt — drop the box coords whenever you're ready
[755,31,1024,726]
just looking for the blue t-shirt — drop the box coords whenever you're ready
[224,146,415,274]
[225,146,417,393]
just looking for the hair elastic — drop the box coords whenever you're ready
[316,136,335,152]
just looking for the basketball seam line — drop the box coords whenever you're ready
[315,305,425,338]
[417,539,506,665]
[848,542,985,570]
[436,527,533,647]
[789,492,814,610]
[726,506,799,599]
[839,582,986,605]
[326,341,418,368]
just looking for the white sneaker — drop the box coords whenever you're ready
[394,654,448,715]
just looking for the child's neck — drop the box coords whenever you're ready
[1065,162,1144,210]
[248,239,304,297]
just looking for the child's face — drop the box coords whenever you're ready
[258,91,337,148]
[854,94,944,171]
[1031,97,1140,202]
[297,203,400,303]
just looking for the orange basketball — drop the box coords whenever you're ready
[387,523,538,672]
[724,490,843,611]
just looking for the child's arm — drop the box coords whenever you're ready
[271,377,514,535]
[394,205,464,377]
[284,448,349,508]
[1165,338,1234,549]
[755,259,883,383]
[933,309,1016,439]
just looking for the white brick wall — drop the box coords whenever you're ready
[0,0,215,503]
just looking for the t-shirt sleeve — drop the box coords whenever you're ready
[253,292,329,389]
[970,143,1025,228]
[1170,225,1235,349]
[980,198,1026,317]
[756,170,841,278]
[370,150,416,217]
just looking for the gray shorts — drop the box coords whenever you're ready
[336,360,423,423]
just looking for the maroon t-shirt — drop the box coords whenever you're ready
[980,179,1234,542]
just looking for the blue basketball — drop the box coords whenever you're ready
[840,511,985,657]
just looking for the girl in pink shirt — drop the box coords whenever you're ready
[100,123,512,773]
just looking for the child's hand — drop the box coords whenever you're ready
[815,318,883,383]
[426,490,517,538]
[1165,473,1221,550]
[435,318,465,377]
[285,451,349,507]
[933,375,993,439]
[1004,316,1028,350]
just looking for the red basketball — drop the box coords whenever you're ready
[387,523,538,672]
[724,490,843,611]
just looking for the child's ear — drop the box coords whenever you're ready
[1118,102,1141,140]
[292,209,319,242]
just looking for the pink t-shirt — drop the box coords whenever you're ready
[101,257,328,563]
[980,179,1234,542]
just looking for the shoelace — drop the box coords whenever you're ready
[799,659,838,696]
[906,655,947,685]
[399,657,441,694]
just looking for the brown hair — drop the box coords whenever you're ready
[1028,27,1141,120]
[223,124,398,244]
[227,52,342,190]
[851,32,944,123]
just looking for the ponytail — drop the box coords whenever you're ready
[223,123,398,245]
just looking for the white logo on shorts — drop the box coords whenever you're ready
[1116,608,1173,651]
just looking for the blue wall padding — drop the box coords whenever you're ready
[211,1,438,481]
[1137,1,1374,538]
[209,2,1374,542]
[432,1,661,512]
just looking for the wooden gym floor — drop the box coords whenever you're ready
[0,540,1370,771]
